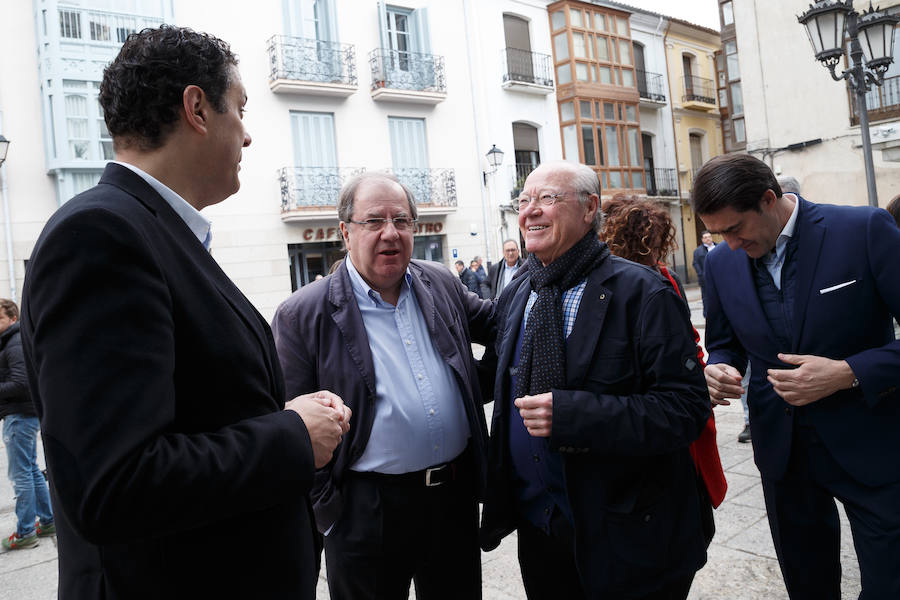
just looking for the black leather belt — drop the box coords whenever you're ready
[352,453,465,488]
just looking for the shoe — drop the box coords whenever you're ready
[2,531,39,550]
[36,521,55,537]
[738,424,752,443]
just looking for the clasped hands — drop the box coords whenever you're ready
[285,391,351,468]
[705,353,856,407]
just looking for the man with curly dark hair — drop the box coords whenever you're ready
[21,25,348,599]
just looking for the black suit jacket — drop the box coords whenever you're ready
[480,255,710,596]
[486,258,522,299]
[272,260,493,532]
[21,163,319,599]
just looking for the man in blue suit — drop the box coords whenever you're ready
[694,154,900,599]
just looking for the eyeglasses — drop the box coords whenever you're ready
[514,192,567,213]
[348,217,418,231]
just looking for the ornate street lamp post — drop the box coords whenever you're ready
[0,134,13,301]
[799,1,898,207]
[485,144,505,173]
[480,145,504,265]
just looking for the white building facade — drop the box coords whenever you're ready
[1,0,569,319]
[730,0,900,206]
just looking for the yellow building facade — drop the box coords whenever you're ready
[664,19,725,274]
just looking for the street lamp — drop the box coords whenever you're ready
[485,144,505,174]
[798,1,899,207]
[480,145,505,265]
[0,134,12,302]
[0,135,9,166]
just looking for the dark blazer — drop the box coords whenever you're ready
[486,258,523,299]
[479,254,711,596]
[692,244,711,286]
[21,163,319,599]
[272,260,494,532]
[705,198,900,485]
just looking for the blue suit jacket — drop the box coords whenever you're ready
[705,198,900,485]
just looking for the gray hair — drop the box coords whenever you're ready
[337,171,418,223]
[777,176,801,195]
[529,161,603,232]
[502,238,519,248]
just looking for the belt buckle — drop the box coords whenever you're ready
[425,465,446,487]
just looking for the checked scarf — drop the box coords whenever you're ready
[514,231,609,399]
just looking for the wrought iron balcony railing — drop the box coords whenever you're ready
[682,75,716,105]
[279,167,364,212]
[57,7,162,44]
[267,35,356,86]
[501,48,554,88]
[510,162,540,199]
[636,69,666,103]
[850,74,900,123]
[279,167,457,212]
[644,168,678,197]
[369,48,446,92]
[389,168,457,207]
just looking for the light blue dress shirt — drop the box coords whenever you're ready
[113,161,212,249]
[345,256,469,474]
[761,194,800,290]
[501,263,519,292]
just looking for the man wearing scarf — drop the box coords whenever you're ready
[479,161,711,599]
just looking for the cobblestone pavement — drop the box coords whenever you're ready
[0,285,862,599]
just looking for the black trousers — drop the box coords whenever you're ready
[762,426,900,599]
[516,513,694,600]
[323,461,481,600]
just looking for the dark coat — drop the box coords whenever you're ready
[0,322,33,419]
[479,254,711,596]
[458,266,482,298]
[21,163,319,599]
[692,244,712,286]
[272,260,494,532]
[705,198,900,485]
[486,258,523,299]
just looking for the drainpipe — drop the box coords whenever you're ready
[462,0,492,265]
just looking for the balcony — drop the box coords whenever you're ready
[501,48,554,95]
[56,7,163,48]
[279,167,457,222]
[267,35,357,96]
[369,48,447,104]
[644,168,678,197]
[637,69,666,107]
[850,74,900,125]
[279,167,364,222]
[509,162,540,199]
[681,76,717,110]
[389,168,457,214]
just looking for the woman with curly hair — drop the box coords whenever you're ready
[601,194,727,543]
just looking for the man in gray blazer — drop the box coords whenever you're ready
[273,172,493,600]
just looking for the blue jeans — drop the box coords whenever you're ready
[3,414,53,536]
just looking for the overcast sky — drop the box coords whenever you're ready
[617,0,721,31]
